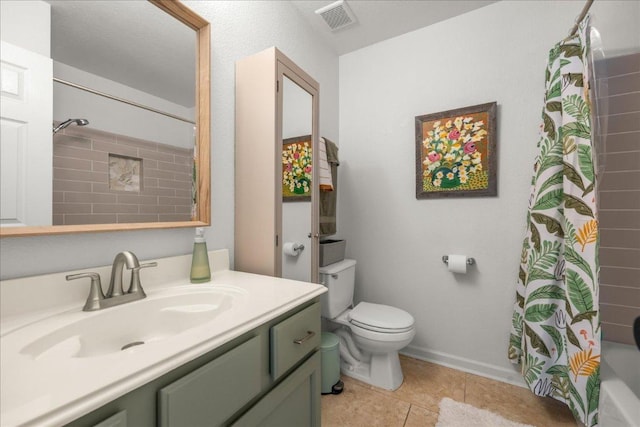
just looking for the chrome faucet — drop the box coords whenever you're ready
[67,251,157,311]
[107,251,140,297]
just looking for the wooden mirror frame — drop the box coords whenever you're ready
[1,0,210,238]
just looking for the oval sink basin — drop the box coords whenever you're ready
[19,285,246,360]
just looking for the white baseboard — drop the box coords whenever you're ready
[401,344,528,389]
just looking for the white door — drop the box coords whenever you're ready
[0,40,53,226]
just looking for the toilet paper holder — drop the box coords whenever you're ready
[283,242,305,257]
[442,255,475,266]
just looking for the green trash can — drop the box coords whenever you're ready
[320,332,343,395]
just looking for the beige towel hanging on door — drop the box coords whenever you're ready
[319,137,333,191]
[319,137,339,236]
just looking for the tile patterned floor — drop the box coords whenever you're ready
[321,355,577,427]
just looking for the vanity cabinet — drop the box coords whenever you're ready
[234,47,320,283]
[65,300,321,427]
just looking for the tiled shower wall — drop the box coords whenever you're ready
[53,126,193,225]
[595,53,640,346]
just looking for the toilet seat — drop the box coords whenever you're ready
[348,302,415,334]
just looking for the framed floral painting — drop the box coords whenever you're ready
[415,102,497,199]
[282,135,312,201]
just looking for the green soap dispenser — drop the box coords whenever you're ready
[190,227,211,283]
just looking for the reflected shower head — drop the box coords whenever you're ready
[53,118,89,134]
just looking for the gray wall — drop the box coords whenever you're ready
[596,53,640,346]
[52,125,193,225]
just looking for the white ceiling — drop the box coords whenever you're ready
[48,1,498,107]
[290,0,498,55]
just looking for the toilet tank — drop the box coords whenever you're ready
[319,259,356,319]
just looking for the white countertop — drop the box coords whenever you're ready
[0,250,326,427]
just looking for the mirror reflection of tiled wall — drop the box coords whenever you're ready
[52,125,194,225]
[595,52,640,346]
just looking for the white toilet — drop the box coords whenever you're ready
[319,259,415,391]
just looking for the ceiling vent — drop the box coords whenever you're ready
[315,0,357,31]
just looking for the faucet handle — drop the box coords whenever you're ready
[66,272,105,311]
[128,262,157,296]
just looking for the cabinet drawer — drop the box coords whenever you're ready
[158,335,262,427]
[270,302,321,379]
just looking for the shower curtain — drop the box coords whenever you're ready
[508,16,600,427]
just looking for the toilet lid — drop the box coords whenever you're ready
[348,302,415,333]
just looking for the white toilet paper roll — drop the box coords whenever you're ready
[283,242,302,257]
[447,254,467,274]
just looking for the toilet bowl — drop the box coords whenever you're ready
[320,260,415,390]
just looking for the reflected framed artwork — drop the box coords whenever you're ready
[415,102,497,199]
[282,135,312,202]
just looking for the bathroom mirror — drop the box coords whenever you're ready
[277,60,320,284]
[0,0,210,237]
[281,76,314,282]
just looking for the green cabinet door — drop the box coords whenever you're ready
[92,410,127,427]
[158,335,263,427]
[232,351,321,427]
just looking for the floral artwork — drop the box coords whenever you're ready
[282,135,312,201]
[415,102,497,198]
[423,116,487,187]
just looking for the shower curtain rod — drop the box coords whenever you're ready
[568,0,594,37]
[53,77,196,125]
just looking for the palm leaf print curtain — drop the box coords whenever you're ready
[508,17,600,427]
